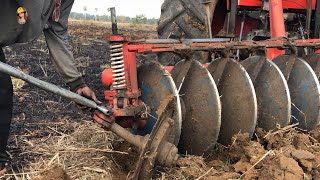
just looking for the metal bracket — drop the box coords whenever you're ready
[108,7,118,35]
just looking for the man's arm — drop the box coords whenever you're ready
[43,0,100,103]
[43,28,85,91]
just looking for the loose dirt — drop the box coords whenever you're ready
[159,126,320,180]
[3,20,320,180]
[33,165,70,180]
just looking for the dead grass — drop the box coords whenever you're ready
[69,19,157,32]
[68,19,158,41]
[12,77,25,90]
[2,121,127,180]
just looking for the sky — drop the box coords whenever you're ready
[72,0,165,18]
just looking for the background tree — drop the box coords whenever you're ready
[132,14,147,25]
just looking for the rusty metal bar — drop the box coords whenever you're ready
[127,38,320,53]
[228,0,237,36]
[0,61,110,115]
[108,7,118,35]
[0,61,154,151]
[129,38,232,44]
[306,0,312,38]
[110,123,146,148]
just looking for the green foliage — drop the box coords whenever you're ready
[132,14,147,24]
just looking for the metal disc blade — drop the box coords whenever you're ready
[171,60,221,155]
[136,61,182,145]
[273,55,320,130]
[241,56,291,131]
[303,54,320,80]
[207,58,257,145]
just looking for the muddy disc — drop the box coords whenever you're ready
[171,60,221,155]
[273,55,320,130]
[303,54,320,80]
[207,58,257,145]
[136,61,182,145]
[241,56,291,131]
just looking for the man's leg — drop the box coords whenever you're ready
[0,48,13,163]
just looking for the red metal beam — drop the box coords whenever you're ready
[268,0,286,59]
[238,0,316,10]
[127,39,320,53]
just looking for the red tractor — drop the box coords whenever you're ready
[158,0,319,61]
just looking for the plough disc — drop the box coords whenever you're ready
[241,56,291,131]
[171,60,221,155]
[273,55,320,130]
[136,61,182,145]
[207,58,257,145]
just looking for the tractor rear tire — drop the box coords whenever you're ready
[157,0,210,65]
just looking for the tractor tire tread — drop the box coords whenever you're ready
[157,0,209,65]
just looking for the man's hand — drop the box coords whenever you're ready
[75,86,101,110]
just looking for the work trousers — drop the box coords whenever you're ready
[0,48,13,154]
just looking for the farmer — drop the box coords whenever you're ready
[0,0,101,174]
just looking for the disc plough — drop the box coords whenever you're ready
[96,35,320,178]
